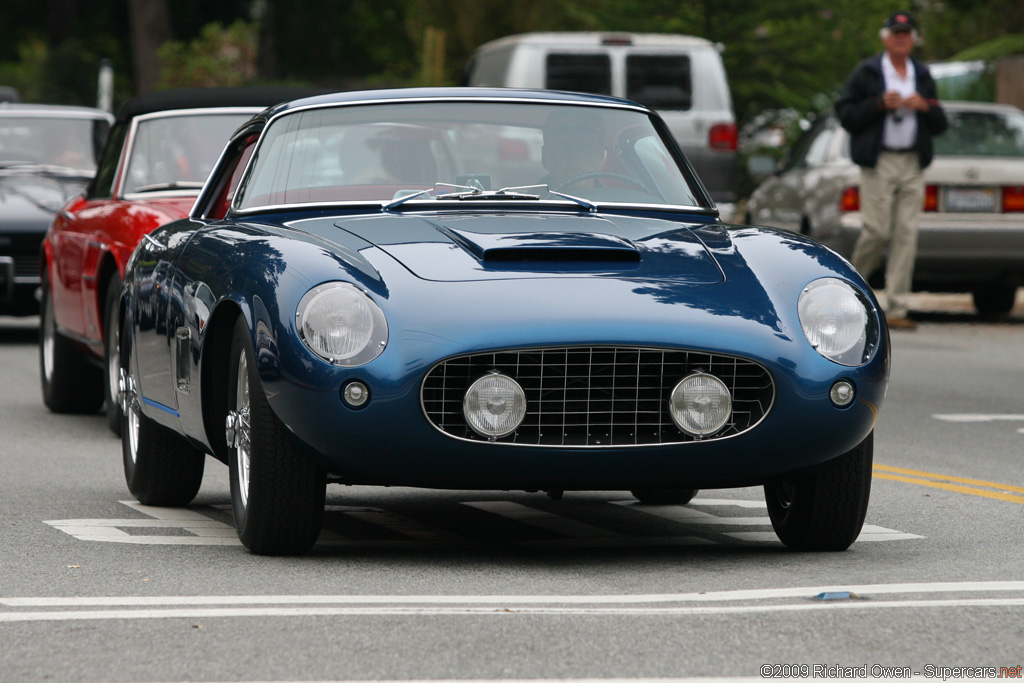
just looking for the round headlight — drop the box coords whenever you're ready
[798,278,877,366]
[296,282,387,366]
[463,373,527,439]
[669,373,732,437]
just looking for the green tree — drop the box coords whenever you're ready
[158,20,258,88]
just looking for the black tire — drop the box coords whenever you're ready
[121,320,205,506]
[972,284,1017,318]
[103,272,123,436]
[631,488,699,505]
[764,431,873,551]
[227,315,325,555]
[39,272,104,414]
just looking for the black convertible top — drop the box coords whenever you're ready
[115,86,334,124]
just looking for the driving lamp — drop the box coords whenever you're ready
[669,373,732,437]
[463,372,527,439]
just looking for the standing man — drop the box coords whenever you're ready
[835,11,947,330]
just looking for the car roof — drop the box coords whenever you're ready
[0,102,113,120]
[262,86,646,120]
[474,32,715,51]
[114,86,333,124]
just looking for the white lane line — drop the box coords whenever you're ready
[463,501,712,546]
[44,501,239,545]
[463,501,623,538]
[618,501,921,541]
[324,506,467,541]
[6,581,1024,607]
[43,499,919,548]
[933,414,1024,423]
[687,499,767,508]
[2,598,1024,622]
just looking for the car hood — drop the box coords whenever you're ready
[0,172,88,233]
[332,212,724,283]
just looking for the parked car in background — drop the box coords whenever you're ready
[41,87,323,433]
[1,103,112,316]
[746,101,1024,316]
[117,88,888,555]
[463,32,737,218]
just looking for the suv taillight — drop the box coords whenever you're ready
[839,186,860,212]
[709,123,737,151]
[924,184,938,211]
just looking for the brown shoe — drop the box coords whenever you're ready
[887,316,918,330]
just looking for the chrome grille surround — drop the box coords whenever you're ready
[420,346,774,447]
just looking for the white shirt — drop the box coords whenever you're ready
[881,52,918,149]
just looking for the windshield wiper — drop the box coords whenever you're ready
[382,183,596,212]
[132,181,207,193]
[549,190,597,212]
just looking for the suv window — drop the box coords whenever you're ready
[545,54,611,95]
[626,55,692,110]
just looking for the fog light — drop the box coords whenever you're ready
[463,372,526,439]
[342,381,370,408]
[830,380,855,407]
[669,373,732,437]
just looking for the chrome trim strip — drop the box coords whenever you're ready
[233,199,714,217]
[142,395,180,417]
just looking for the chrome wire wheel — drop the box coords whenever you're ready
[124,369,140,465]
[126,389,141,464]
[233,351,252,510]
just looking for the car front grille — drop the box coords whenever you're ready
[421,346,774,447]
[0,235,42,280]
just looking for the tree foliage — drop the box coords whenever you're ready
[0,0,1021,122]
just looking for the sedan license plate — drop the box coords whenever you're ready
[944,187,997,213]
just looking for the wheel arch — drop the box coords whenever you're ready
[200,299,245,464]
[96,251,121,333]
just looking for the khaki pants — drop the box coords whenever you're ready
[851,151,924,318]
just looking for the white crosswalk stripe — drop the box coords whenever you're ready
[43,497,922,547]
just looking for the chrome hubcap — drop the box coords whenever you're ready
[120,368,140,464]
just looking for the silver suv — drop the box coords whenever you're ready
[463,32,737,218]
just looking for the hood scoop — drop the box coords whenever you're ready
[332,213,724,283]
[442,227,641,264]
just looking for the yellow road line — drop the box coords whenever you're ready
[873,464,1024,504]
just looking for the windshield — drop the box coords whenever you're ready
[122,112,250,194]
[234,101,703,211]
[933,108,1024,157]
[0,116,108,171]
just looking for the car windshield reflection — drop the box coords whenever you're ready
[234,101,704,212]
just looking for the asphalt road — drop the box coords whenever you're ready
[1,296,1023,683]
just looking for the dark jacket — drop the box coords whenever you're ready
[835,53,947,169]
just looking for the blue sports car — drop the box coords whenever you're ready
[118,88,889,555]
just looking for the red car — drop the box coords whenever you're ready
[41,87,321,432]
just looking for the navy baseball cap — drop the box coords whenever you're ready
[884,11,916,32]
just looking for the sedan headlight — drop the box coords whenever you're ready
[296,282,387,366]
[798,278,878,366]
